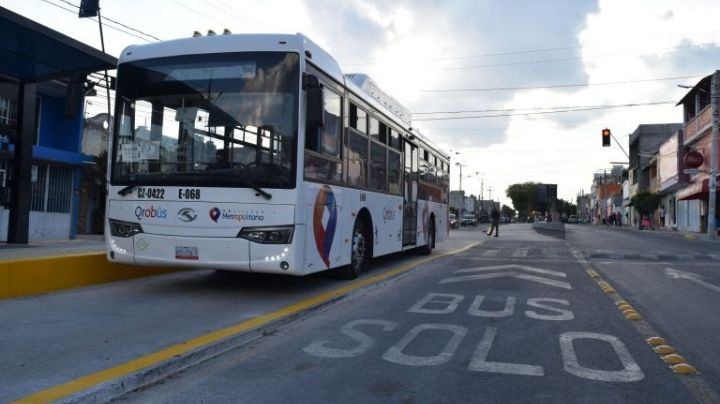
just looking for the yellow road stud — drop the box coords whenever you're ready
[625,313,642,321]
[621,308,637,315]
[646,337,666,346]
[615,301,628,307]
[618,304,633,311]
[603,288,616,293]
[653,345,676,354]
[662,354,686,365]
[672,363,698,374]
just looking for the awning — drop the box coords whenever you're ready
[0,6,117,82]
[676,177,716,200]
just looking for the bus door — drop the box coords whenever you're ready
[403,141,418,245]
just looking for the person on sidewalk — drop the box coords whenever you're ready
[488,208,500,237]
[659,206,665,228]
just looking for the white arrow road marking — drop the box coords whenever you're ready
[665,267,720,294]
[455,264,567,277]
[440,272,572,290]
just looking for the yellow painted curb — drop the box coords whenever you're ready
[0,253,178,300]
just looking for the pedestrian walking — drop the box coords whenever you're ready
[488,208,500,237]
[659,206,665,227]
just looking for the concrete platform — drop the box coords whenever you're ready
[0,236,177,299]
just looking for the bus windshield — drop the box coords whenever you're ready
[111,52,299,189]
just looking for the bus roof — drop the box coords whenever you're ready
[119,32,343,82]
[117,32,449,160]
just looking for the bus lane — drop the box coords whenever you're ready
[117,234,699,403]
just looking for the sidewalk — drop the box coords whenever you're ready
[0,235,177,299]
[590,223,715,241]
[0,235,105,261]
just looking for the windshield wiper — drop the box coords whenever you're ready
[118,184,138,196]
[240,179,272,200]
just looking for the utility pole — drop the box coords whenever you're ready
[480,178,484,215]
[456,162,466,218]
[708,70,719,239]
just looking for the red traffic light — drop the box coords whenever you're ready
[602,128,611,147]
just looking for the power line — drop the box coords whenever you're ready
[422,41,720,72]
[37,0,154,43]
[341,29,720,67]
[167,0,226,25]
[412,101,675,121]
[413,101,671,115]
[198,0,251,24]
[52,0,162,41]
[420,75,703,93]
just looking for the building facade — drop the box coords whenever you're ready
[675,74,719,234]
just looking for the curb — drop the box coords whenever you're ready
[0,253,179,300]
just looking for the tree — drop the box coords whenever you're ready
[501,204,516,218]
[556,198,577,216]
[506,182,538,218]
[631,192,660,217]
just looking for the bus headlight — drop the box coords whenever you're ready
[237,226,294,244]
[109,219,144,238]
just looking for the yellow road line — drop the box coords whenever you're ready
[14,241,483,403]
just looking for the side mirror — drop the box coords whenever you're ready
[305,75,324,128]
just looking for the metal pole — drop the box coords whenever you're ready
[708,70,719,239]
[609,133,630,159]
[97,10,112,124]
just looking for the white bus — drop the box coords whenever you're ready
[106,33,450,278]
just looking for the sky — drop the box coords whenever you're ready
[5,0,720,208]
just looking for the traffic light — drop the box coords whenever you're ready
[602,128,611,147]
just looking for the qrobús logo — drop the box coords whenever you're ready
[209,207,264,223]
[135,205,168,220]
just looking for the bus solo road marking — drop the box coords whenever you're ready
[303,320,397,358]
[407,293,574,321]
[383,324,467,366]
[303,292,644,382]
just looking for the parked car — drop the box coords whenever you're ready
[461,214,478,227]
[567,215,579,224]
[449,213,458,229]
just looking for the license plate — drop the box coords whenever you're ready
[175,246,199,260]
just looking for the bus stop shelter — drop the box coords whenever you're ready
[0,6,117,243]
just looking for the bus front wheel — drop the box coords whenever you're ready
[339,218,370,279]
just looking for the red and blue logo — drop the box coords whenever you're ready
[313,185,337,268]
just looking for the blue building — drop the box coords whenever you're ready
[0,7,116,242]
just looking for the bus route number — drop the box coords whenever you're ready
[360,193,367,202]
[178,188,201,200]
[137,187,165,199]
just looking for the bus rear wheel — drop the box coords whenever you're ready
[418,219,435,255]
[338,218,370,279]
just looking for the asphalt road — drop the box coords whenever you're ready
[116,224,719,403]
[566,223,720,396]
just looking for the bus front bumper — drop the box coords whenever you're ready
[107,228,303,275]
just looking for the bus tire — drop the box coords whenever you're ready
[339,218,370,279]
[418,218,435,255]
